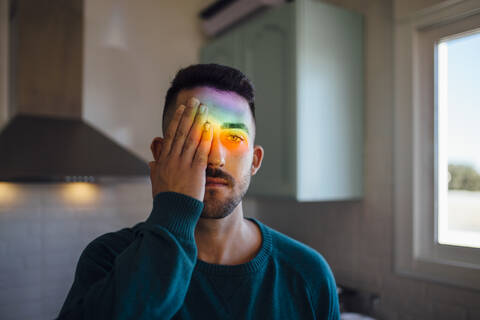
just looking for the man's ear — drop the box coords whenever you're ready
[251,145,264,176]
[150,137,164,161]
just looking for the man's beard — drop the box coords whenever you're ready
[201,171,250,219]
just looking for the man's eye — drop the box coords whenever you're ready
[227,135,244,142]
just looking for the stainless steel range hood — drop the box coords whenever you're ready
[0,0,148,182]
[0,115,149,182]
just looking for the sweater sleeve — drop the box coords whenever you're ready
[57,192,203,320]
[305,252,341,320]
[317,265,341,320]
[323,269,341,320]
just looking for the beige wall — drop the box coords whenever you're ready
[82,0,213,162]
[394,0,448,20]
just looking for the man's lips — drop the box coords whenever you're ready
[206,177,228,185]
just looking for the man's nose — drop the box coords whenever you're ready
[207,131,225,168]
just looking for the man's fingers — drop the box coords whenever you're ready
[160,104,186,159]
[193,122,213,166]
[182,103,208,159]
[170,98,200,156]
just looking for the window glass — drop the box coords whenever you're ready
[437,30,480,248]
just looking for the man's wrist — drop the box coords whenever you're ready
[146,192,204,240]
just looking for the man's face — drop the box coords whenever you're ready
[172,86,263,219]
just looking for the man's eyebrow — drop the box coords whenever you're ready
[221,123,249,134]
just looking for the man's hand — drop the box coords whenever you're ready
[149,97,213,202]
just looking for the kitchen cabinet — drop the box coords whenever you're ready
[200,0,363,201]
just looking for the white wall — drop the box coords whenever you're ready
[82,0,213,161]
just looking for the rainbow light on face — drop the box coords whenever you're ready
[186,87,253,153]
[205,114,250,153]
[196,98,250,153]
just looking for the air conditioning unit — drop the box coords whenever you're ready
[200,0,285,36]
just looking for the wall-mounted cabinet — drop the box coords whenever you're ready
[201,0,363,201]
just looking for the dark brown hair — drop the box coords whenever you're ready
[163,64,256,132]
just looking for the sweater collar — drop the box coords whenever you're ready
[194,217,272,276]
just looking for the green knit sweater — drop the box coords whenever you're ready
[58,192,340,319]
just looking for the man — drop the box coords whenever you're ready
[58,64,340,319]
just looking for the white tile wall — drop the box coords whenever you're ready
[0,180,152,319]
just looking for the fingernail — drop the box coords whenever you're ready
[191,98,200,108]
[204,122,210,131]
[200,104,207,114]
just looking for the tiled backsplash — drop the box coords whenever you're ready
[0,180,155,320]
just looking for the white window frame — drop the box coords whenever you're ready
[394,0,480,291]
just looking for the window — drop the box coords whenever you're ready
[394,0,480,290]
[437,31,480,249]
